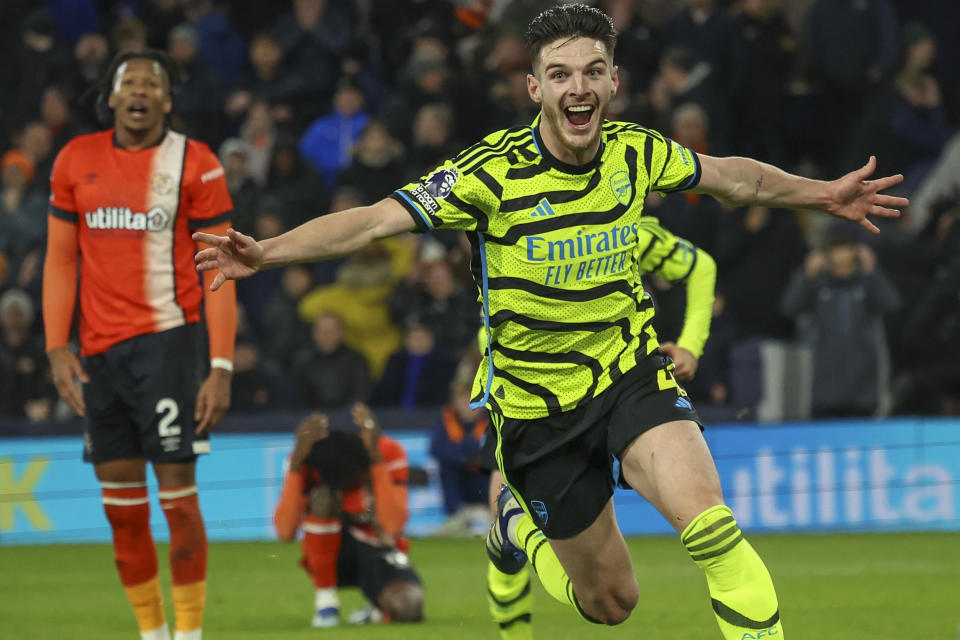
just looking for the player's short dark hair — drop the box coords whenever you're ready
[101,49,180,95]
[304,430,371,491]
[92,49,180,124]
[524,3,617,72]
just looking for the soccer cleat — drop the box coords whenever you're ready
[311,607,340,628]
[486,484,528,575]
[347,603,384,625]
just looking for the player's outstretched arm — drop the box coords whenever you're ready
[693,154,909,234]
[194,197,416,290]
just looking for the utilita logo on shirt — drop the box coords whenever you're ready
[84,206,171,232]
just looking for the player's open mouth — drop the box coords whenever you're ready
[564,105,594,130]
[128,105,149,120]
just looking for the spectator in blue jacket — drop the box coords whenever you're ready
[299,80,369,189]
[371,320,458,409]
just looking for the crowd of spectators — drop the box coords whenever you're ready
[1,0,958,422]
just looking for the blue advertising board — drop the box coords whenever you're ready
[1,418,957,545]
[0,432,445,544]
[612,418,960,535]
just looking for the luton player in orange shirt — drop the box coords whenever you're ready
[274,403,424,628]
[42,50,237,640]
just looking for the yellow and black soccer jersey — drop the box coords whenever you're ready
[635,217,716,359]
[635,216,697,284]
[390,121,701,419]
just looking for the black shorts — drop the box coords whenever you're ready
[337,529,422,604]
[81,323,209,464]
[495,354,701,539]
[478,424,498,474]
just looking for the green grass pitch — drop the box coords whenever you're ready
[2,533,957,639]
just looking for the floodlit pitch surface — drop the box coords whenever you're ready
[2,533,956,638]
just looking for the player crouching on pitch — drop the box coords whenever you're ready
[273,403,424,627]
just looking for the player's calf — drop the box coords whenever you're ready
[102,482,168,638]
[684,505,783,639]
[159,485,208,640]
[301,518,343,626]
[521,495,638,626]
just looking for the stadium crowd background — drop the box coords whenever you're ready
[1,0,959,425]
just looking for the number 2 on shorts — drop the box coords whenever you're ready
[156,397,182,437]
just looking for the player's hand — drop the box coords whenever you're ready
[658,342,699,381]
[195,367,231,434]
[292,412,329,467]
[47,347,89,416]
[351,402,381,463]
[825,156,908,235]
[193,228,264,291]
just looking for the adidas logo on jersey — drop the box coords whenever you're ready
[530,198,557,217]
[84,206,171,232]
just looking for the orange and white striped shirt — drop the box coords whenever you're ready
[44,129,235,357]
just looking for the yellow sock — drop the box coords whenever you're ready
[683,505,783,639]
[487,561,533,640]
[171,581,206,634]
[123,576,167,634]
[513,514,599,623]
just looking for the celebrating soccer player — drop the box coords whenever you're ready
[195,5,907,637]
[484,215,717,639]
[43,50,237,640]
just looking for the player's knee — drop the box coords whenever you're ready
[578,581,638,626]
[378,582,425,623]
[585,597,632,626]
[154,461,196,487]
[617,580,640,619]
[606,582,639,625]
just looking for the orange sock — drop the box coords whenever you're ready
[102,484,166,635]
[159,486,206,635]
[301,517,342,589]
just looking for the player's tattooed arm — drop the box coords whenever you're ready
[753,173,763,199]
[694,154,826,208]
[692,154,908,234]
